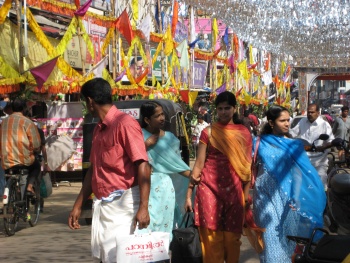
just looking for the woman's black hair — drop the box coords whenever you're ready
[214,91,241,124]
[81,78,112,105]
[140,101,162,128]
[261,105,289,135]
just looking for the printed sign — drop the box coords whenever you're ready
[151,49,168,81]
[192,61,207,89]
[119,108,140,120]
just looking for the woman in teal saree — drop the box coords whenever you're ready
[140,101,191,236]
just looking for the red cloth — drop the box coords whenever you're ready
[248,114,259,126]
[195,126,246,233]
[171,1,179,37]
[90,106,148,199]
[115,9,134,46]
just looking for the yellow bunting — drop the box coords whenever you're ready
[132,0,138,24]
[77,17,95,60]
[56,16,78,55]
[26,8,81,78]
[101,28,114,56]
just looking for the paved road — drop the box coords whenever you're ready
[0,182,260,263]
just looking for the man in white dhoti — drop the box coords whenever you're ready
[68,78,151,263]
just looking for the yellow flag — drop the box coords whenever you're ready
[0,0,12,24]
[280,60,286,77]
[249,45,254,65]
[132,0,138,24]
[164,26,173,56]
[212,18,218,48]
[189,91,198,107]
[238,60,249,81]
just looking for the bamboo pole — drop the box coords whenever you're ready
[157,0,165,85]
[16,0,23,73]
[111,0,117,79]
[188,6,193,91]
[77,26,86,75]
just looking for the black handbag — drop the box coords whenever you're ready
[170,212,202,263]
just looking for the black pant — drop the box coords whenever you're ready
[27,159,41,186]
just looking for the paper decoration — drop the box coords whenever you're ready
[30,57,59,89]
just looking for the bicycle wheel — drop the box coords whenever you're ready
[27,179,41,227]
[3,178,20,236]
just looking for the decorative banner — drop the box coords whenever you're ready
[174,21,188,43]
[192,61,207,89]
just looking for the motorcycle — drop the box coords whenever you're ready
[288,136,350,262]
[325,137,350,235]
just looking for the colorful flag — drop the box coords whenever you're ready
[30,57,59,90]
[171,1,179,37]
[228,54,235,74]
[115,9,134,46]
[138,13,151,42]
[176,40,189,69]
[212,18,218,47]
[189,91,198,107]
[238,60,249,81]
[216,82,227,95]
[132,0,138,24]
[0,0,12,24]
[188,38,199,48]
[223,27,229,47]
[92,56,108,78]
[115,70,126,82]
[74,0,92,16]
[164,26,173,56]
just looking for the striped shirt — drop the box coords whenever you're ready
[0,112,41,169]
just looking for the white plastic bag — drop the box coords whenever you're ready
[116,231,170,263]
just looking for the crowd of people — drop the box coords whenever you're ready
[1,78,345,263]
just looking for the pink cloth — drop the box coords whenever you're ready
[90,105,148,199]
[195,128,244,233]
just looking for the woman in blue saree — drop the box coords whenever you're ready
[140,101,191,237]
[253,105,326,263]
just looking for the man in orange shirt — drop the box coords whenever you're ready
[0,98,41,194]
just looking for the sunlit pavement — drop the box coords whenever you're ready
[0,178,259,263]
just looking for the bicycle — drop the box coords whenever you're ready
[2,166,41,236]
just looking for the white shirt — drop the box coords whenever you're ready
[193,121,209,144]
[290,116,334,167]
